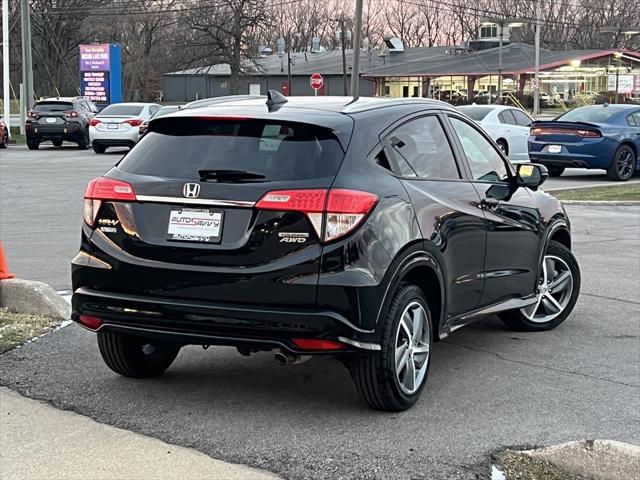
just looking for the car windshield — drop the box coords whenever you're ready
[151,107,180,120]
[557,106,625,123]
[34,102,73,112]
[458,106,493,121]
[99,105,144,116]
[118,118,345,182]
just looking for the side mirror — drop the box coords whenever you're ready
[516,163,548,190]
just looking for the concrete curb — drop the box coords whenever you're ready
[0,279,71,319]
[559,200,640,205]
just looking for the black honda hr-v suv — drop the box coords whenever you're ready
[72,94,580,411]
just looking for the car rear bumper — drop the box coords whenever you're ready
[71,287,379,353]
[90,127,139,146]
[26,122,83,141]
[527,153,596,168]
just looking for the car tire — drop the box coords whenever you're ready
[348,283,432,411]
[77,128,90,150]
[52,140,63,147]
[93,144,106,154]
[500,241,580,332]
[547,166,565,177]
[97,331,181,378]
[26,138,39,150]
[606,145,636,181]
[496,139,508,156]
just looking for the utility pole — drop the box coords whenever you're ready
[533,0,541,117]
[337,17,348,96]
[2,0,10,136]
[21,0,34,111]
[350,0,363,98]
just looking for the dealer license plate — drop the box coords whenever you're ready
[167,208,223,243]
[548,145,562,154]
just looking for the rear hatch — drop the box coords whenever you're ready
[86,113,352,307]
[93,104,145,133]
[30,101,75,127]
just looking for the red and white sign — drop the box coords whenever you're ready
[310,73,324,90]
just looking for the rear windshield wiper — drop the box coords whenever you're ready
[198,169,266,182]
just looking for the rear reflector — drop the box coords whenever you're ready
[83,177,136,226]
[291,338,346,351]
[77,315,103,330]
[256,189,378,243]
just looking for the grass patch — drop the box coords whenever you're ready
[497,450,582,480]
[0,308,62,354]
[9,127,25,145]
[552,183,640,201]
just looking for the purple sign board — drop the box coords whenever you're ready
[80,44,110,71]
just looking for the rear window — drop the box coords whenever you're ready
[118,118,345,181]
[99,105,144,116]
[557,106,624,123]
[458,106,492,121]
[34,101,73,112]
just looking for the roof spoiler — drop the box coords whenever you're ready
[266,90,288,111]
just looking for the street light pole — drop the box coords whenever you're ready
[2,0,10,136]
[533,0,541,117]
[497,22,503,104]
[615,54,621,104]
[20,0,34,111]
[350,0,364,98]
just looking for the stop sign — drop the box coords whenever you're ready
[310,73,324,91]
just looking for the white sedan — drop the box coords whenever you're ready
[89,102,160,153]
[458,105,533,163]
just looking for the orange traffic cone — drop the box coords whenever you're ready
[0,241,15,280]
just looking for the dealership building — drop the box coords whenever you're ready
[163,36,640,103]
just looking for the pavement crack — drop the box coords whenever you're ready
[581,292,640,306]
[444,341,640,389]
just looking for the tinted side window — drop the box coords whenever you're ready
[386,116,459,179]
[634,112,640,125]
[512,109,532,127]
[449,117,509,182]
[498,110,517,125]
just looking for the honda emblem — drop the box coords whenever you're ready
[183,183,200,198]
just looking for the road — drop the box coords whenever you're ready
[1,145,639,479]
[1,144,638,289]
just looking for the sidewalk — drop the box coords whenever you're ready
[0,387,280,480]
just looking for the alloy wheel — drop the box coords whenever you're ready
[395,301,430,395]
[616,150,634,179]
[520,255,574,323]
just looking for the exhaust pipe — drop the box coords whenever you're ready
[274,352,311,366]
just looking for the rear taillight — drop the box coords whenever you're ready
[256,188,378,243]
[90,118,102,127]
[576,129,601,138]
[531,127,601,138]
[123,118,143,127]
[83,177,136,226]
[26,110,38,119]
[64,110,80,118]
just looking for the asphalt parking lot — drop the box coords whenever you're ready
[0,144,639,478]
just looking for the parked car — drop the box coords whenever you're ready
[458,105,532,162]
[25,97,98,150]
[89,102,160,153]
[139,105,182,137]
[0,117,7,148]
[72,94,580,411]
[529,104,640,180]
[539,93,554,107]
